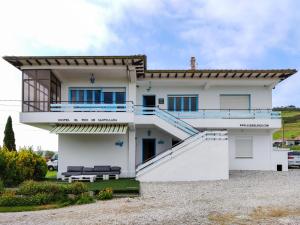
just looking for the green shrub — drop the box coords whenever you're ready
[0,180,4,194]
[33,154,47,180]
[0,192,53,206]
[17,180,62,196]
[0,148,47,186]
[75,192,95,205]
[64,182,88,195]
[97,188,113,200]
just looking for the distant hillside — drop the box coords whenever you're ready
[273,109,300,140]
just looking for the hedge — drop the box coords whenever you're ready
[0,148,47,186]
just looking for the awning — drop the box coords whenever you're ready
[50,124,128,134]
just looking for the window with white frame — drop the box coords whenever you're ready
[235,136,253,158]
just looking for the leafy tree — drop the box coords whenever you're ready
[3,116,16,151]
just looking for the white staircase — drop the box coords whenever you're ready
[135,107,199,139]
[136,130,228,182]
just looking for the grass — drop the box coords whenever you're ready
[45,170,139,194]
[273,110,300,140]
[0,203,64,212]
[45,170,57,179]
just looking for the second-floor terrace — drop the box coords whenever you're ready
[3,55,297,130]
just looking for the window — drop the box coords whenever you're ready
[167,95,198,112]
[22,70,60,112]
[69,88,125,104]
[115,92,125,104]
[220,95,250,110]
[235,136,253,158]
[103,92,113,104]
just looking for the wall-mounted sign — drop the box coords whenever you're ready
[158,140,164,144]
[115,140,124,147]
[57,118,118,122]
[240,124,269,128]
[158,98,164,104]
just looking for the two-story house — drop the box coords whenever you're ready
[3,55,297,181]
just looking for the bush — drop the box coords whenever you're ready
[33,154,47,180]
[64,182,88,195]
[0,191,53,206]
[97,188,113,200]
[0,180,4,194]
[0,148,47,186]
[75,192,95,205]
[17,180,62,196]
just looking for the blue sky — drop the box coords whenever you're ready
[0,0,299,150]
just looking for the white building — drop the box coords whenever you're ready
[3,55,297,181]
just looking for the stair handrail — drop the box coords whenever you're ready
[155,107,199,135]
[136,130,227,172]
[134,105,198,135]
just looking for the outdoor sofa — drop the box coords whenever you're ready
[61,165,121,180]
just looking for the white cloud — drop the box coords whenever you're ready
[178,0,297,67]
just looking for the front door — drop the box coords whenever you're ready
[143,95,156,114]
[142,139,156,163]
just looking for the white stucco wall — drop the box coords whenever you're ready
[135,127,177,165]
[137,139,229,182]
[228,129,287,171]
[136,82,272,109]
[58,133,132,177]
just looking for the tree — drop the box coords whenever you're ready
[3,116,16,151]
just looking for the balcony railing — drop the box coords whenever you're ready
[46,103,281,119]
[168,109,281,119]
[50,101,134,112]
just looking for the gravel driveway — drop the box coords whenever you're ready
[1,170,300,225]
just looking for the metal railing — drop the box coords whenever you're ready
[50,101,134,112]
[135,106,199,136]
[136,130,227,173]
[46,102,281,120]
[167,109,281,119]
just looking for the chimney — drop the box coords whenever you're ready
[190,56,196,70]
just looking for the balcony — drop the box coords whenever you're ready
[50,102,134,112]
[134,107,281,129]
[168,109,281,120]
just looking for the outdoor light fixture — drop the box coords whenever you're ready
[146,81,152,92]
[90,73,95,84]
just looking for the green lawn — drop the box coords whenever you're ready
[45,170,57,179]
[273,110,300,140]
[45,170,139,194]
[0,203,64,212]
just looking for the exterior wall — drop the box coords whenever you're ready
[136,83,272,109]
[228,129,287,171]
[137,139,229,182]
[60,74,129,102]
[58,133,132,178]
[135,127,176,166]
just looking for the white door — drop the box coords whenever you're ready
[220,95,250,109]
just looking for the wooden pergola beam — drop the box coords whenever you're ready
[26,59,32,66]
[36,59,42,65]
[45,59,51,65]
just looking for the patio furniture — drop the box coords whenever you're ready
[61,165,121,180]
[61,166,84,180]
[68,174,96,183]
